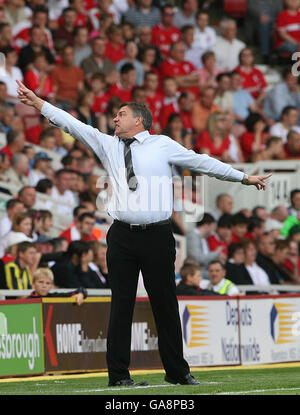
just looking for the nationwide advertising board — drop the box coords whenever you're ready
[0,299,44,377]
[239,295,300,365]
[178,298,241,366]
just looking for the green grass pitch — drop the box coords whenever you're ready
[1,365,300,395]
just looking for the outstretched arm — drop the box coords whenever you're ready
[16,80,109,160]
[168,138,272,191]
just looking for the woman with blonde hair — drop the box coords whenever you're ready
[194,111,232,162]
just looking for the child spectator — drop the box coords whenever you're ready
[176,263,217,296]
[29,267,87,304]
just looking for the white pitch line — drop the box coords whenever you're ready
[75,384,177,393]
[216,387,300,395]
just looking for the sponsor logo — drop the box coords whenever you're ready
[270,302,298,344]
[182,305,209,348]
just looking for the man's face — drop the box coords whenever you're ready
[223,22,237,41]
[33,11,48,27]
[1,25,12,41]
[180,92,195,112]
[185,0,198,12]
[20,247,37,266]
[232,248,245,264]
[201,89,215,108]
[139,0,152,8]
[20,188,36,208]
[62,47,75,66]
[145,73,158,91]
[126,42,138,59]
[170,42,185,62]
[292,192,300,210]
[133,89,147,104]
[231,73,242,90]
[9,202,24,218]
[41,136,56,150]
[56,172,72,192]
[288,132,300,152]
[162,7,175,26]
[208,263,226,285]
[63,10,76,26]
[255,207,268,221]
[182,28,194,46]
[33,275,53,296]
[217,226,232,242]
[285,109,299,126]
[113,105,141,137]
[75,28,89,46]
[245,243,257,263]
[138,27,151,45]
[30,28,43,46]
[232,223,247,239]
[92,38,106,56]
[80,217,96,236]
[196,13,208,30]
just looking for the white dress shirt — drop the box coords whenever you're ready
[212,36,246,71]
[41,102,244,224]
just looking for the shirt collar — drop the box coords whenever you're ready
[118,130,150,144]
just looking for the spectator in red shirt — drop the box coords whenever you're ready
[151,4,181,59]
[207,213,232,255]
[107,62,136,103]
[24,52,54,102]
[104,23,125,64]
[159,40,199,92]
[245,217,266,241]
[53,7,77,49]
[50,44,84,110]
[69,0,91,27]
[144,70,164,133]
[0,129,25,163]
[275,0,300,56]
[90,73,110,115]
[234,47,268,102]
[282,129,300,158]
[240,112,269,162]
[194,111,232,162]
[231,213,249,243]
[160,90,195,131]
[59,205,90,242]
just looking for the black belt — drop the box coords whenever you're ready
[114,219,171,230]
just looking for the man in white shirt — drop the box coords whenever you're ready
[28,151,52,187]
[192,9,216,69]
[269,105,300,144]
[51,168,77,215]
[16,79,271,388]
[212,18,246,71]
[0,198,24,239]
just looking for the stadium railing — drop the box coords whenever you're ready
[1,285,300,300]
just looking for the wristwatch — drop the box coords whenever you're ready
[242,173,249,185]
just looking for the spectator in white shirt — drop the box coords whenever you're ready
[28,151,53,187]
[4,153,29,188]
[0,46,23,104]
[0,198,24,240]
[192,9,216,69]
[212,18,246,71]
[269,105,300,144]
[243,239,271,286]
[51,168,77,215]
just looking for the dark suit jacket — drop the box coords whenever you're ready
[176,281,220,296]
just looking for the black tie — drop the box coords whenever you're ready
[123,138,138,191]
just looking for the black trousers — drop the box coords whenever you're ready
[106,220,190,383]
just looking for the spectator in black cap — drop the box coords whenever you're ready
[28,151,52,187]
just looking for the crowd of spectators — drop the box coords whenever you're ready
[0,0,300,296]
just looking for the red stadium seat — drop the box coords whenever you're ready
[224,0,247,18]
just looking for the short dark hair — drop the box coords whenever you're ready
[228,242,244,259]
[67,240,90,258]
[217,214,232,228]
[179,263,201,281]
[6,199,23,211]
[6,129,21,145]
[120,62,135,74]
[281,105,298,119]
[55,168,73,178]
[17,241,36,254]
[196,213,215,227]
[290,188,300,201]
[248,217,264,232]
[216,72,231,83]
[231,213,248,226]
[35,178,53,194]
[73,205,86,218]
[208,260,225,270]
[245,112,264,133]
[119,102,153,131]
[78,212,95,222]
